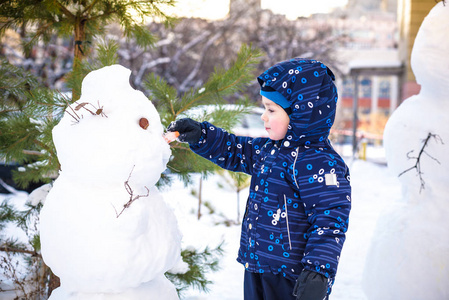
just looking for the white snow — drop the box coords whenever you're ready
[28,183,52,206]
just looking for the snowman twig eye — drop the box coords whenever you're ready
[74,101,108,118]
[94,100,108,118]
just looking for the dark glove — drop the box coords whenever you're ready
[292,269,328,300]
[167,118,202,144]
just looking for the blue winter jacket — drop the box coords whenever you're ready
[190,59,351,287]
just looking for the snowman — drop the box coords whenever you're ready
[39,65,182,299]
[363,2,449,299]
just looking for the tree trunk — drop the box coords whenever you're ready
[72,17,87,100]
[74,17,87,62]
[47,271,61,297]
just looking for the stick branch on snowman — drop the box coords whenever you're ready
[114,165,150,218]
[398,132,444,192]
[62,96,108,124]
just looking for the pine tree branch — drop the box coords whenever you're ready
[0,246,40,257]
[81,0,101,15]
[33,101,66,108]
[22,150,43,156]
[6,132,32,153]
[177,73,245,117]
[53,0,76,20]
[176,47,258,116]
[33,139,53,155]
[88,10,118,22]
[0,108,21,114]
[27,21,56,48]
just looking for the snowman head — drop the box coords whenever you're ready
[54,65,171,191]
[411,2,449,94]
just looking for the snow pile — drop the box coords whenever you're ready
[363,2,449,299]
[39,65,182,299]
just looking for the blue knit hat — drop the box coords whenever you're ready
[260,83,292,115]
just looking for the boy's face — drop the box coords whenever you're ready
[261,96,290,141]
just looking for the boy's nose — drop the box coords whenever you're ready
[261,112,267,122]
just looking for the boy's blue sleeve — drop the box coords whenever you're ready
[294,151,352,279]
[189,122,268,175]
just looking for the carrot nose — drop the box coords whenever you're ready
[163,131,180,143]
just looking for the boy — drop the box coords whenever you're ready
[167,58,351,300]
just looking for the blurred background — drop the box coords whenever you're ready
[0,0,434,162]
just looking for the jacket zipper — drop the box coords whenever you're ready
[284,194,292,250]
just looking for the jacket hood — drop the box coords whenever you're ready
[258,58,338,147]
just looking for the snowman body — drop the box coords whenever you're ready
[363,3,449,299]
[40,65,181,299]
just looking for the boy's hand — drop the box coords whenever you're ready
[167,118,202,144]
[292,269,328,300]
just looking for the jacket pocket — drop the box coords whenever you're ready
[279,194,292,251]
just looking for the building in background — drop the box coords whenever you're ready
[312,0,438,148]
[227,0,416,146]
[309,0,402,146]
[397,0,436,99]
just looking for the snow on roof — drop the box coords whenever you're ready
[348,59,402,69]
[336,49,402,75]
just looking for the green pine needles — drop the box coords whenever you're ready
[152,43,261,119]
[0,0,176,59]
[165,242,225,297]
[151,43,262,184]
[0,60,62,189]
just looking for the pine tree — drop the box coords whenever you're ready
[0,0,175,99]
[0,0,175,60]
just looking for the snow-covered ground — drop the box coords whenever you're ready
[1,146,401,300]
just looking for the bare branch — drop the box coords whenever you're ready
[135,57,171,86]
[398,133,444,192]
[114,165,150,218]
[0,246,40,257]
